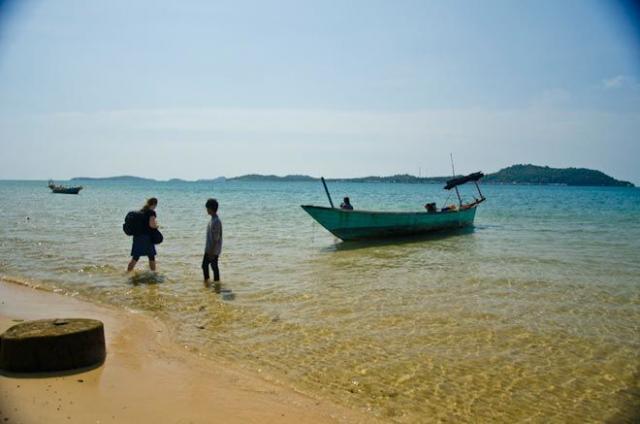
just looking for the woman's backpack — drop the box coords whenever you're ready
[122,211,146,236]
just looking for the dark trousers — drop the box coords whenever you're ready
[202,253,220,281]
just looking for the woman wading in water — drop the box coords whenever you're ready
[127,197,159,272]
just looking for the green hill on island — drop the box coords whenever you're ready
[69,164,634,187]
[484,164,634,187]
[227,164,634,187]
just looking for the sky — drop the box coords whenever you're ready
[0,0,639,183]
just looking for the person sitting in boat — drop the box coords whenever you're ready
[460,197,481,210]
[425,202,437,213]
[340,197,354,210]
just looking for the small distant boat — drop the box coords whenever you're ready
[301,172,486,241]
[48,180,83,195]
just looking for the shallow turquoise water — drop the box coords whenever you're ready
[1,180,639,421]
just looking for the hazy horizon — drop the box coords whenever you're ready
[2,162,635,186]
[1,1,639,184]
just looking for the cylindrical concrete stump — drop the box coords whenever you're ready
[0,318,106,373]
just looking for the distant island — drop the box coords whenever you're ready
[71,176,226,183]
[70,165,634,187]
[483,164,634,187]
[229,174,317,182]
[71,175,156,183]
[226,164,634,187]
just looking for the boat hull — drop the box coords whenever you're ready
[301,205,477,241]
[50,187,82,194]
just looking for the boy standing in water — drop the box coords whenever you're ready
[203,198,222,286]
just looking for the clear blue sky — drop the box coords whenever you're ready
[0,0,638,183]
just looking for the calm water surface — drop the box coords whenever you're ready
[1,180,639,422]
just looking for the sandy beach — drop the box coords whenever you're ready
[0,280,373,424]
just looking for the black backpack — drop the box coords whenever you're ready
[123,211,146,236]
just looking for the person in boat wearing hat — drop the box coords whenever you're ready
[340,197,354,210]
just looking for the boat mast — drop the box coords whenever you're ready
[321,177,335,208]
[450,154,462,207]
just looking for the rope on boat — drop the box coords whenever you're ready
[440,191,453,208]
[439,185,475,208]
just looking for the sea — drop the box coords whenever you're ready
[0,179,638,422]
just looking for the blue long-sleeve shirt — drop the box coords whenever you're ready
[205,215,223,256]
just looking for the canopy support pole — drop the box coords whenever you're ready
[474,181,484,199]
[454,187,462,206]
[321,177,335,208]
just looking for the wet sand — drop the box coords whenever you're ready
[0,280,373,423]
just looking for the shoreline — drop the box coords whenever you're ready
[0,279,374,423]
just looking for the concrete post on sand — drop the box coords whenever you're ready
[0,318,106,373]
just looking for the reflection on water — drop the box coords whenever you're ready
[128,271,165,286]
[327,226,477,252]
[1,180,639,422]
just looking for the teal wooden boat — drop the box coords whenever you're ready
[48,180,83,194]
[301,172,485,241]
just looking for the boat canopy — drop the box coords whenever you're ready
[444,171,484,190]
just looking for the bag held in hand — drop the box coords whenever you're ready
[150,228,163,245]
